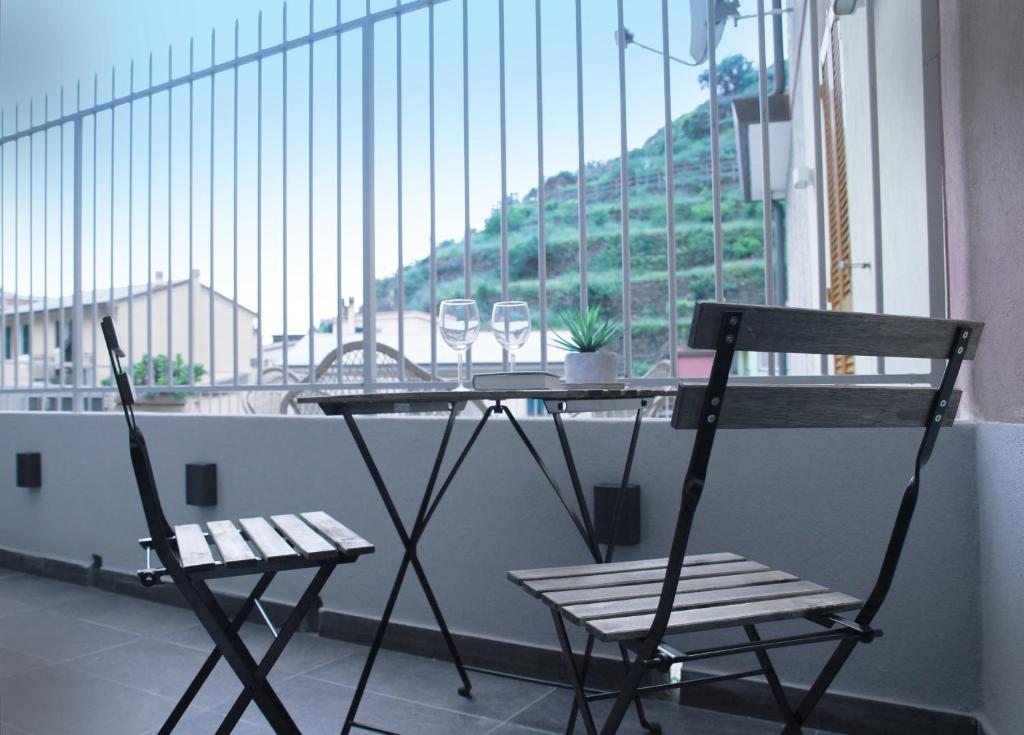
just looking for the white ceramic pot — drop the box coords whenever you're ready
[563,351,618,384]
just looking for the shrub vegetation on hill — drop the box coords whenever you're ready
[375,55,777,374]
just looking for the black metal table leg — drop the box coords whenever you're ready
[339,398,657,735]
[340,404,491,735]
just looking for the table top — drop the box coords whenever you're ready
[299,387,678,414]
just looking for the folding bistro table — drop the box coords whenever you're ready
[301,388,676,735]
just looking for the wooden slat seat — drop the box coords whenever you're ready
[301,511,375,556]
[172,511,373,573]
[511,552,861,642]
[516,560,770,598]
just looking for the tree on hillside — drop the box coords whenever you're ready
[698,53,756,96]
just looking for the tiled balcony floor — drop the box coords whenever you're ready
[0,568,837,734]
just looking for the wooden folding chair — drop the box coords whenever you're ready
[101,316,375,735]
[508,303,983,735]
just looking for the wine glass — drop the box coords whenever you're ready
[439,299,480,390]
[491,301,531,373]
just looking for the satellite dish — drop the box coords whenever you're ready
[689,0,740,65]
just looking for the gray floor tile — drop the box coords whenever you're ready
[0,664,176,735]
[139,705,275,734]
[510,688,781,734]
[0,598,36,620]
[0,722,33,734]
[485,724,557,735]
[69,637,248,711]
[0,574,98,608]
[164,624,363,675]
[54,591,197,638]
[235,674,502,735]
[307,647,555,723]
[0,646,50,680]
[0,608,139,662]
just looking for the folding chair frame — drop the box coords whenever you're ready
[101,317,352,734]
[553,310,973,735]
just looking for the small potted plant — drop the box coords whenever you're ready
[107,354,205,412]
[551,307,621,384]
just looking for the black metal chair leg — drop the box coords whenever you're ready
[782,638,859,734]
[552,611,600,735]
[563,635,596,735]
[617,644,661,734]
[217,563,336,733]
[187,578,300,733]
[157,572,276,735]
[744,624,800,733]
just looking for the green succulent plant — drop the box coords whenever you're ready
[550,307,620,353]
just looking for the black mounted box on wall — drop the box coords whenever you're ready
[593,483,641,546]
[186,463,217,507]
[16,453,42,488]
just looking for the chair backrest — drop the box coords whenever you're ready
[101,317,174,545]
[643,303,983,647]
[672,303,982,431]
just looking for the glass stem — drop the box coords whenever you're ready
[457,351,465,389]
[509,351,516,373]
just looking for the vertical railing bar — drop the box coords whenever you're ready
[256,19,264,386]
[147,55,155,387]
[307,3,315,385]
[167,47,174,393]
[661,0,677,378]
[462,0,472,375]
[14,105,20,391]
[92,76,99,389]
[574,0,587,313]
[234,21,241,387]
[360,22,377,388]
[127,68,135,378]
[109,70,116,383]
[755,0,775,376]
[865,0,885,375]
[498,0,509,331]
[0,110,5,390]
[429,3,438,380]
[706,0,724,303]
[189,39,196,385]
[396,0,405,381]
[29,100,35,394]
[64,87,71,392]
[335,0,342,378]
[72,108,84,411]
[806,0,828,377]
[615,0,631,377]
[282,6,289,385]
[535,0,547,371]
[210,29,217,387]
[43,96,50,400]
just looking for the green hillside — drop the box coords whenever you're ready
[376,55,774,374]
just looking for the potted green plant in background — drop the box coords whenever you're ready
[551,307,621,384]
[106,354,205,412]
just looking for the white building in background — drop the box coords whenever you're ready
[261,307,573,379]
[785,0,940,377]
[0,272,257,388]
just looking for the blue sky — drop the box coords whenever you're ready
[0,0,773,334]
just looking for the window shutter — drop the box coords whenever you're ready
[820,20,855,375]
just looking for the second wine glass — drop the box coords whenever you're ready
[491,301,531,373]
